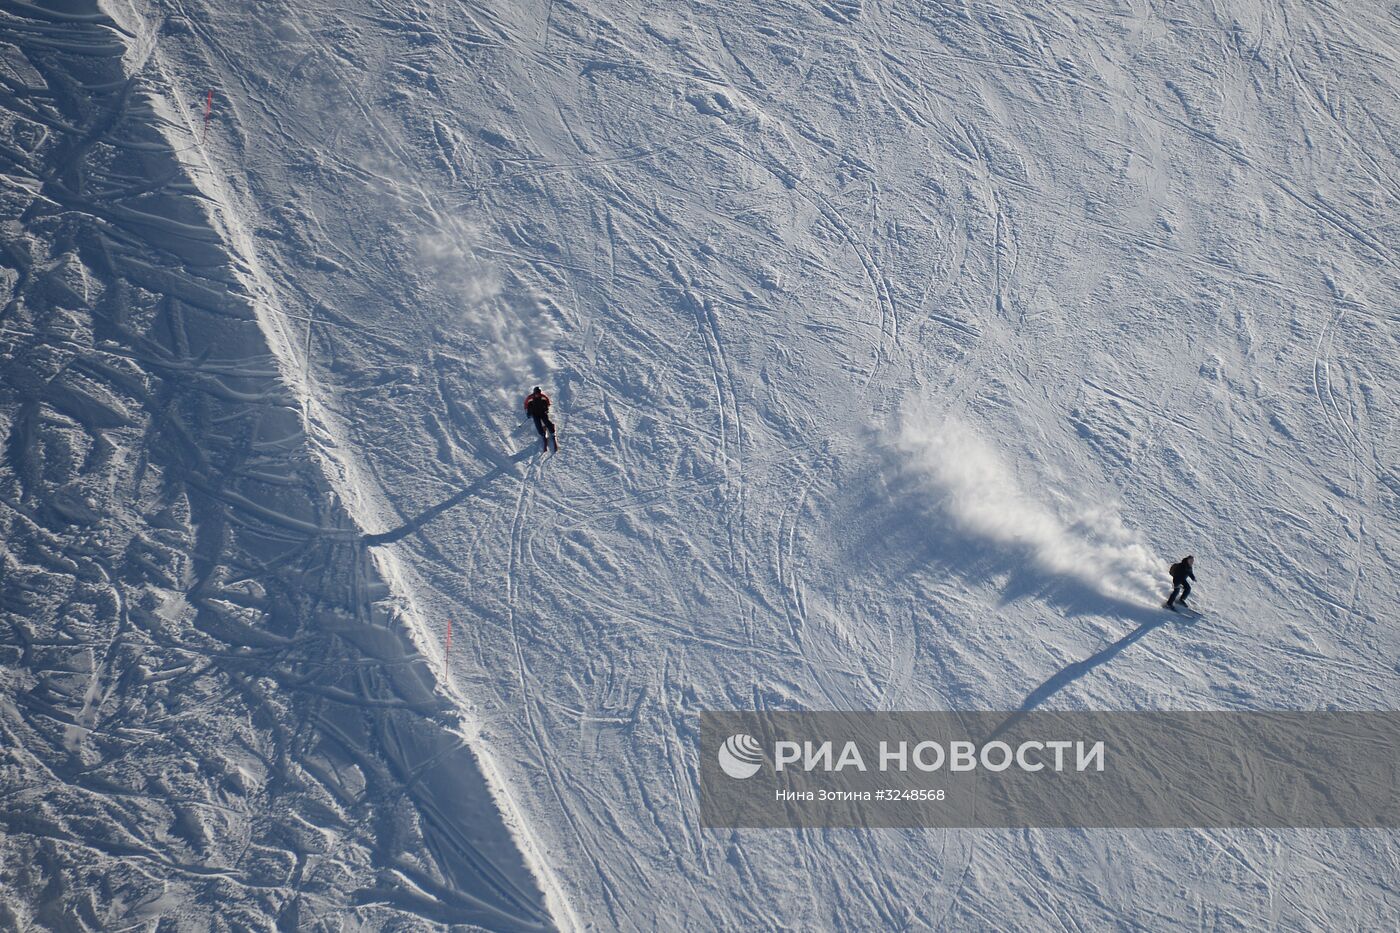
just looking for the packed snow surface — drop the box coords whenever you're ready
[2,0,1398,927]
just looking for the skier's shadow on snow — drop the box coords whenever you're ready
[842,453,1194,734]
[363,448,535,546]
[984,612,1197,744]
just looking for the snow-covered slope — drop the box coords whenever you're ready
[5,0,1400,927]
[0,4,549,928]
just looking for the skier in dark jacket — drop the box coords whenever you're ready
[1165,555,1195,610]
[524,386,556,452]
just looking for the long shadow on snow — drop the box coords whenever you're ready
[983,610,1199,743]
[834,446,1184,718]
[0,6,556,923]
[365,448,534,545]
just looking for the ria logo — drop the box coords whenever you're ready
[718,733,764,779]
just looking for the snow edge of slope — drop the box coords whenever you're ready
[97,3,580,928]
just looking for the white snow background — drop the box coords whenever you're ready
[1,0,1398,928]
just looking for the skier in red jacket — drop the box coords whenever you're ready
[524,386,556,452]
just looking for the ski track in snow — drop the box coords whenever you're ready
[2,0,1399,928]
[0,2,555,929]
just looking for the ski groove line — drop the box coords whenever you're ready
[503,456,614,930]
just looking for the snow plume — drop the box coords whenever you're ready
[896,415,1161,605]
[417,217,557,403]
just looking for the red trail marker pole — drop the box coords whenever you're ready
[201,90,213,143]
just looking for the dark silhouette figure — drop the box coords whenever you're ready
[1165,555,1195,609]
[524,386,556,452]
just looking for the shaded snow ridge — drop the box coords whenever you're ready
[0,1,563,928]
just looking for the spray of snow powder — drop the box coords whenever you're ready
[348,148,558,409]
[897,415,1161,605]
[417,216,558,405]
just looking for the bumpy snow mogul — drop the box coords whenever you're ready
[718,734,765,779]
